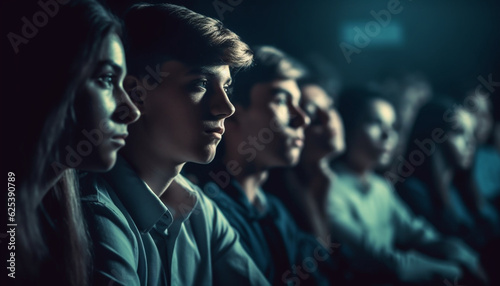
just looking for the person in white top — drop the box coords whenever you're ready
[326,87,487,285]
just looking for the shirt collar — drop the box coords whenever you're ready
[169,174,200,223]
[333,162,374,194]
[102,155,172,234]
[226,179,270,219]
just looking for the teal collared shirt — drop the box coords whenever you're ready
[80,156,269,286]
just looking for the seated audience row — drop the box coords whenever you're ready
[9,1,498,285]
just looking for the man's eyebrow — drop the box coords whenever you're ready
[187,66,232,84]
[270,87,292,97]
[188,66,216,76]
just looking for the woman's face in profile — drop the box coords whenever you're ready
[348,99,398,168]
[70,33,140,172]
[300,84,344,159]
[468,91,493,144]
[443,108,476,170]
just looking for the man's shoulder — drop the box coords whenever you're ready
[262,191,289,215]
[200,180,240,210]
[175,174,228,219]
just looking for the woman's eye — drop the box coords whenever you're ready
[97,73,115,89]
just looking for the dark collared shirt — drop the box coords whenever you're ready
[80,156,269,286]
[203,179,336,286]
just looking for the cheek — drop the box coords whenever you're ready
[444,135,465,166]
[94,85,116,107]
[247,108,282,135]
[448,136,466,155]
[98,95,117,120]
[81,90,117,130]
[306,125,325,140]
[364,125,381,145]
[273,106,291,128]
[329,112,343,136]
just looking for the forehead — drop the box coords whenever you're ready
[98,33,125,67]
[301,84,332,108]
[365,99,396,122]
[472,94,491,113]
[455,108,476,130]
[160,60,231,79]
[250,79,301,104]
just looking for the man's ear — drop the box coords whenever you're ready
[124,75,147,112]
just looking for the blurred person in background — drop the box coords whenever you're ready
[370,72,433,176]
[397,96,498,250]
[201,46,337,285]
[328,88,485,285]
[466,88,500,210]
[265,69,345,242]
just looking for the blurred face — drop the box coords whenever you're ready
[468,91,493,144]
[73,33,140,171]
[235,79,310,168]
[443,108,476,169]
[347,99,398,169]
[300,84,344,159]
[137,61,234,164]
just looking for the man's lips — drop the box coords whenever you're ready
[204,123,225,140]
[205,127,224,135]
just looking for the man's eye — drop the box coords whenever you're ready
[303,103,316,116]
[273,95,287,105]
[224,84,234,97]
[195,80,208,89]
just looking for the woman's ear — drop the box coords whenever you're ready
[124,75,146,111]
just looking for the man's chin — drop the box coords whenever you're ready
[191,151,217,165]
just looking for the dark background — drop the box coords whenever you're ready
[3,0,500,93]
[0,0,498,280]
[106,0,500,93]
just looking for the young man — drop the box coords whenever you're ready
[202,46,337,285]
[80,4,269,285]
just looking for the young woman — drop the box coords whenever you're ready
[6,0,140,284]
[327,89,485,285]
[265,77,345,242]
[398,96,498,250]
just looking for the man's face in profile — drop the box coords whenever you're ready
[234,78,310,169]
[134,60,235,164]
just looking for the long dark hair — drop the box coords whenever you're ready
[403,97,462,207]
[6,0,122,284]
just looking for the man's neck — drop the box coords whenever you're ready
[343,156,371,179]
[121,141,184,198]
[297,155,334,181]
[225,156,268,205]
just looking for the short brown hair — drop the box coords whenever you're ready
[231,46,306,108]
[124,3,253,77]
